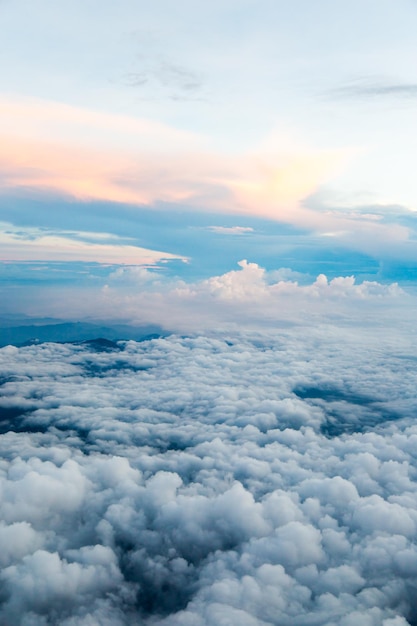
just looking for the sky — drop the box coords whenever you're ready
[1,0,417,321]
[3,4,417,624]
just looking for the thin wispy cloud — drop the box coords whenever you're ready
[327,77,417,100]
[207,226,254,235]
[120,55,206,102]
[0,224,187,266]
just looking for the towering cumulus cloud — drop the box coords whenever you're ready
[1,310,417,625]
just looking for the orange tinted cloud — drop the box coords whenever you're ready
[0,95,349,225]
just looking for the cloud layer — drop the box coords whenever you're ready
[1,314,417,624]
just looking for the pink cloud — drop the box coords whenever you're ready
[0,96,347,221]
[0,95,411,257]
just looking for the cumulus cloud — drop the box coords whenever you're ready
[198,260,403,301]
[8,259,410,334]
[1,314,417,624]
[100,260,406,333]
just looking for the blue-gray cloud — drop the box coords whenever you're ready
[120,57,205,102]
[328,78,417,100]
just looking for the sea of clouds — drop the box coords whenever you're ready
[1,265,417,625]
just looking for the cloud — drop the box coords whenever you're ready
[2,259,408,331]
[0,137,333,220]
[328,78,417,100]
[0,95,201,150]
[1,312,417,624]
[198,260,404,301]
[2,99,407,260]
[0,95,354,229]
[206,226,254,235]
[122,60,204,101]
[0,223,186,265]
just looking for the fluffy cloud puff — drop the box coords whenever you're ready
[1,321,417,625]
[18,261,410,333]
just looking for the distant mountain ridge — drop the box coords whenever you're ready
[0,321,168,347]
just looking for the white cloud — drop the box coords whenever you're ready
[25,260,405,332]
[0,223,186,265]
[1,315,417,623]
[206,226,254,235]
[198,261,403,302]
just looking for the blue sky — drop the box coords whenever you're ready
[1,0,417,318]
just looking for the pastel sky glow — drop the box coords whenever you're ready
[1,0,417,318]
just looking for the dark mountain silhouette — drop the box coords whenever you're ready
[0,321,168,347]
